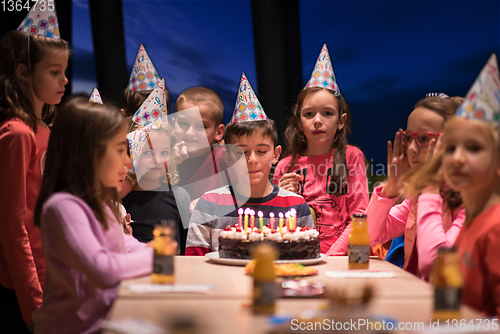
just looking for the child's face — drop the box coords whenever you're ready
[117,165,128,192]
[405,107,444,167]
[97,129,130,188]
[226,133,281,190]
[442,117,499,193]
[174,102,223,155]
[31,50,69,106]
[136,131,172,186]
[299,90,346,149]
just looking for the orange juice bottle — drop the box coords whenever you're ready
[348,214,370,270]
[151,220,177,284]
[431,247,462,321]
[252,243,277,314]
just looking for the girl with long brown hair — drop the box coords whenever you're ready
[32,97,153,333]
[0,27,69,332]
[273,45,369,256]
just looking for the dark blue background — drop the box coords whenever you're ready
[72,0,500,166]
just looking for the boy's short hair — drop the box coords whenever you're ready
[174,87,224,126]
[122,88,171,117]
[224,119,278,148]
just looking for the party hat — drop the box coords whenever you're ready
[305,44,340,94]
[126,124,152,171]
[127,44,161,91]
[17,1,60,39]
[89,88,103,104]
[132,78,168,126]
[456,53,500,124]
[230,73,268,123]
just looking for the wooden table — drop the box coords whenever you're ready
[104,256,477,334]
[118,256,432,300]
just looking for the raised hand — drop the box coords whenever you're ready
[424,135,443,162]
[381,129,410,198]
[173,141,189,164]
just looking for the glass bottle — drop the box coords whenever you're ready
[252,243,277,314]
[348,214,370,270]
[431,247,462,321]
[151,220,177,284]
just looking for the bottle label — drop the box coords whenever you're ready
[254,281,276,306]
[348,245,370,264]
[434,287,462,310]
[153,255,174,275]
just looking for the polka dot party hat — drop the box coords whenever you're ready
[127,44,161,91]
[230,73,268,123]
[456,53,500,125]
[305,44,340,95]
[17,1,60,39]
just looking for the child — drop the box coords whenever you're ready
[366,94,465,279]
[122,44,170,117]
[173,86,227,202]
[122,122,191,254]
[273,45,368,256]
[407,54,500,315]
[186,75,314,255]
[32,97,153,333]
[0,6,69,331]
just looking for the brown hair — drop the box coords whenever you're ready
[401,96,466,211]
[225,119,278,148]
[413,95,464,125]
[0,30,70,132]
[284,87,352,196]
[34,96,128,228]
[175,87,224,125]
[122,86,171,117]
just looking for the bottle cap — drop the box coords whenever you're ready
[352,214,367,219]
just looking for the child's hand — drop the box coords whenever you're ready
[424,135,443,162]
[382,129,410,198]
[278,173,301,193]
[190,198,200,214]
[173,141,189,164]
[122,214,133,236]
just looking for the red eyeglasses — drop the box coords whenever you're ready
[401,131,441,146]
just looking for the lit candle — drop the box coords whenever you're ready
[258,211,264,231]
[279,212,284,236]
[238,208,243,229]
[269,212,275,231]
[250,209,255,230]
[244,208,250,236]
[285,211,290,230]
[290,208,297,230]
[258,211,264,239]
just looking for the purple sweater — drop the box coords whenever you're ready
[33,193,153,334]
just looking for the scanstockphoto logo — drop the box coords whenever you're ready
[290,318,499,332]
[274,160,397,180]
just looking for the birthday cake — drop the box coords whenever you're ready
[218,209,320,260]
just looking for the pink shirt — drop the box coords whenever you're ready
[33,193,153,334]
[366,185,464,279]
[0,118,49,322]
[273,146,369,255]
